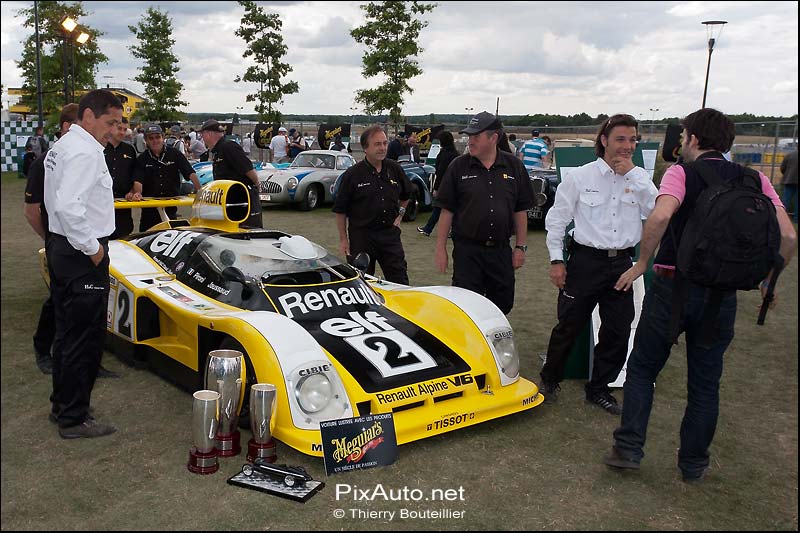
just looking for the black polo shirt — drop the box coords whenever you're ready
[133,147,195,197]
[24,151,49,234]
[437,149,534,244]
[209,138,254,186]
[104,141,137,198]
[332,158,412,230]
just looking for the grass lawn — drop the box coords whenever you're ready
[1,170,797,530]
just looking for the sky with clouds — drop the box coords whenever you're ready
[1,1,797,120]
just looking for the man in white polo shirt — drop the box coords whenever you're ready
[44,89,123,439]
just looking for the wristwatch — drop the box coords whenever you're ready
[399,206,407,215]
[515,245,528,253]
[550,259,564,265]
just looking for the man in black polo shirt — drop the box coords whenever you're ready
[435,111,533,315]
[199,119,263,228]
[131,124,200,232]
[105,117,138,239]
[333,125,413,284]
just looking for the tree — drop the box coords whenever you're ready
[128,8,187,122]
[15,1,107,129]
[350,1,436,131]
[234,0,299,124]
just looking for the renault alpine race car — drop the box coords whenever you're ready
[50,180,543,457]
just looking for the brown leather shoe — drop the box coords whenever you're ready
[58,418,116,439]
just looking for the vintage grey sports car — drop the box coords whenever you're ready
[258,150,355,210]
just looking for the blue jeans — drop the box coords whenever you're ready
[421,206,442,234]
[612,276,737,477]
[782,183,797,222]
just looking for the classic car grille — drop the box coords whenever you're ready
[260,181,282,194]
[530,176,545,196]
[530,176,548,207]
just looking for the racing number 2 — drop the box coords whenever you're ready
[345,330,436,378]
[115,285,134,340]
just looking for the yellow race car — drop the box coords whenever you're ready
[59,180,543,457]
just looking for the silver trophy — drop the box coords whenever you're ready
[205,349,245,456]
[247,383,278,463]
[187,389,220,474]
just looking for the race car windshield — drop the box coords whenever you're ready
[193,233,356,283]
[291,153,335,169]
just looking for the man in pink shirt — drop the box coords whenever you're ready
[603,108,796,482]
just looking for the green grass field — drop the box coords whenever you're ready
[1,170,797,530]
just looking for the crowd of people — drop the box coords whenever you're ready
[19,94,797,488]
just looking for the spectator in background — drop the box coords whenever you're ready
[21,146,36,178]
[189,134,207,160]
[134,127,146,155]
[541,135,554,167]
[407,132,421,163]
[498,132,516,154]
[780,149,797,222]
[105,118,138,240]
[26,126,48,159]
[519,129,549,170]
[330,133,350,152]
[386,131,407,160]
[288,128,305,158]
[241,132,253,157]
[418,130,458,237]
[269,126,291,163]
[124,127,134,145]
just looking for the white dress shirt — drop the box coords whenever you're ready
[44,123,115,256]
[545,158,658,261]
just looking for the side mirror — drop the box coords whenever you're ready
[352,252,370,273]
[221,266,253,299]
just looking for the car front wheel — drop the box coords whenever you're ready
[299,184,321,211]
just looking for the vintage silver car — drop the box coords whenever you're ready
[258,150,355,210]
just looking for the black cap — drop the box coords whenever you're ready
[460,111,502,135]
[144,124,162,135]
[531,129,540,137]
[200,119,224,132]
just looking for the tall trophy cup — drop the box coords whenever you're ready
[247,383,278,463]
[205,349,244,457]
[187,390,220,475]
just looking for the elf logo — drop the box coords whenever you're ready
[149,230,203,258]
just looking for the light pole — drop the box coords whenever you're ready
[649,108,659,139]
[71,31,89,102]
[701,20,727,108]
[60,16,77,104]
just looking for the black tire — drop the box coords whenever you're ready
[219,337,257,430]
[299,184,321,211]
[403,183,420,222]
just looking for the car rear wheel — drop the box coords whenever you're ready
[403,183,421,222]
[299,184,321,211]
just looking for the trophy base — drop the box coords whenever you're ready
[247,437,277,463]
[187,447,219,475]
[215,430,241,457]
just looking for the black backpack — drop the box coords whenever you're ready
[669,159,783,341]
[677,159,781,290]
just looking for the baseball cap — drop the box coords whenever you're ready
[531,129,540,136]
[289,128,296,134]
[459,111,502,135]
[200,119,224,132]
[144,124,163,136]
[169,125,181,134]
[278,127,288,132]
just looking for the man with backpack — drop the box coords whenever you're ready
[603,108,796,483]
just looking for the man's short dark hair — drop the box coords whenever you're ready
[78,89,123,121]
[59,103,79,128]
[509,133,517,142]
[35,126,43,134]
[595,113,638,158]
[360,125,385,149]
[438,130,455,149]
[122,117,129,125]
[531,129,539,137]
[681,108,735,153]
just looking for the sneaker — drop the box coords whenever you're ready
[416,226,430,237]
[58,418,116,439]
[97,364,121,379]
[604,447,640,470]
[682,467,709,484]
[540,380,560,404]
[586,391,622,415]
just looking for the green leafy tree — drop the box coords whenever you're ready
[234,0,299,124]
[350,1,436,131]
[128,8,187,122]
[15,1,107,129]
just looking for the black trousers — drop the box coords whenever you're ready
[348,225,408,285]
[110,209,134,240]
[46,234,110,427]
[33,294,55,357]
[452,239,515,315]
[540,245,635,395]
[139,206,177,233]
[245,185,263,228]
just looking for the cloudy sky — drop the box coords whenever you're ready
[1,1,797,119]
